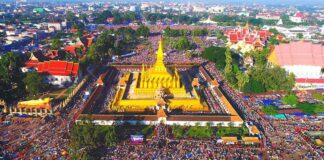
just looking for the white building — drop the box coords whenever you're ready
[289,13,307,23]
[208,6,225,14]
[263,26,315,40]
[268,41,324,89]
[47,22,62,31]
[256,13,281,20]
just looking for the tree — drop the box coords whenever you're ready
[0,52,24,102]
[23,72,42,95]
[51,38,61,50]
[79,13,88,24]
[173,36,193,50]
[69,117,117,159]
[236,72,249,92]
[297,33,304,39]
[269,28,280,35]
[269,36,279,45]
[87,31,116,62]
[312,92,324,101]
[66,11,77,22]
[224,48,236,85]
[282,94,298,106]
[201,46,226,70]
[243,77,266,93]
[260,105,278,115]
[136,25,150,37]
[93,10,113,24]
[284,73,295,91]
[192,27,208,36]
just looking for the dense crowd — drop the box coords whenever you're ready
[104,139,264,159]
[113,35,207,65]
[0,67,102,159]
[202,62,323,159]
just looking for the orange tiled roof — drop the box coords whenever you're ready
[37,60,79,77]
[157,109,167,118]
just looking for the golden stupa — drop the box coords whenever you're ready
[111,38,207,112]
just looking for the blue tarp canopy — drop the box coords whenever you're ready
[262,99,281,106]
[274,114,286,119]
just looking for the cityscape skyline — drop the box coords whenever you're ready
[7,0,324,6]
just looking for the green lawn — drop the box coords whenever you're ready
[297,103,324,114]
[65,88,74,95]
[187,126,213,138]
[171,125,249,139]
[216,126,249,137]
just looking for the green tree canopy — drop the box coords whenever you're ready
[87,31,116,62]
[136,25,150,38]
[93,10,113,24]
[236,72,249,91]
[312,92,324,101]
[201,46,226,70]
[192,27,208,36]
[51,38,61,50]
[224,48,237,85]
[297,103,324,114]
[282,94,299,106]
[297,33,304,39]
[23,72,42,95]
[173,36,194,50]
[69,118,117,159]
[171,124,186,139]
[261,105,278,115]
[0,52,24,102]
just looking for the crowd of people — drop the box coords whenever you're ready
[0,66,103,159]
[113,35,207,65]
[203,87,227,114]
[199,62,324,159]
[104,139,264,159]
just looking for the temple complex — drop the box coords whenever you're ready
[78,37,244,127]
[111,38,208,112]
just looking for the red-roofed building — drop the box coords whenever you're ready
[276,35,287,41]
[37,61,80,87]
[107,17,114,23]
[290,13,307,23]
[22,60,39,72]
[21,52,47,73]
[225,26,272,49]
[64,44,85,55]
[254,41,264,48]
[295,78,324,89]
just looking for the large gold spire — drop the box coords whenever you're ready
[153,37,167,72]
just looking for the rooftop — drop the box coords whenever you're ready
[269,41,324,66]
